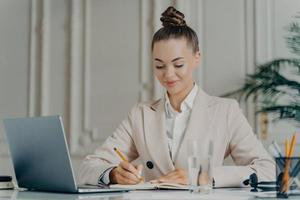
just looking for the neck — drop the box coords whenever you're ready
[168,82,194,112]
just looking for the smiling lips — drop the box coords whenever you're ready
[166,80,177,87]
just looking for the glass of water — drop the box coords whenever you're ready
[187,139,213,193]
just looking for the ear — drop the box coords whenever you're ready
[193,51,201,68]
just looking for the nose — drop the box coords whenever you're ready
[165,65,175,78]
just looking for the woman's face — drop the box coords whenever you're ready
[152,38,200,96]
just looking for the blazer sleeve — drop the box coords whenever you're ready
[78,105,139,185]
[213,100,276,187]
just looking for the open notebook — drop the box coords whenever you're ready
[110,182,190,190]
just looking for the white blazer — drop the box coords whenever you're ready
[79,88,275,187]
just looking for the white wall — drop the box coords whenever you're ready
[0,0,299,179]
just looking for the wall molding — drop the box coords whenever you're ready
[243,0,256,129]
[81,0,96,141]
[69,0,83,153]
[28,0,39,117]
[255,0,275,63]
[40,0,51,116]
[69,0,95,155]
[152,0,166,100]
[139,0,153,102]
[195,0,205,87]
[28,0,50,117]
[254,0,275,138]
[63,0,71,141]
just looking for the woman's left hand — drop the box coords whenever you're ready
[150,168,188,185]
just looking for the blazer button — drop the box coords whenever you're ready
[146,161,154,169]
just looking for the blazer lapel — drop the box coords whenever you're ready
[174,88,214,168]
[144,99,175,174]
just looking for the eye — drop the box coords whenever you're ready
[174,64,184,68]
[156,65,165,69]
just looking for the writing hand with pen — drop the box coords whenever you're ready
[110,147,144,184]
[111,147,188,185]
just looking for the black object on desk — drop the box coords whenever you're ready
[0,176,12,182]
[0,176,14,190]
[243,173,277,192]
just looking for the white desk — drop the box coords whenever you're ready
[0,188,299,200]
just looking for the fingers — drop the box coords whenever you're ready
[136,164,143,177]
[120,161,142,179]
[116,165,141,183]
[111,162,144,185]
[136,164,145,182]
[114,170,139,185]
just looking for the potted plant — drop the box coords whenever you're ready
[225,14,300,125]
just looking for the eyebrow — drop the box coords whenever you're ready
[154,57,184,62]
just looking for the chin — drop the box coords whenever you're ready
[166,86,181,95]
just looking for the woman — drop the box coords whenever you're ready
[79,6,275,187]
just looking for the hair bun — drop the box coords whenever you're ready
[160,6,186,27]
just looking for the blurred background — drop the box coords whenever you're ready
[0,0,299,181]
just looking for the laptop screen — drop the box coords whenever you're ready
[3,116,78,193]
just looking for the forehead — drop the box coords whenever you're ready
[152,38,192,61]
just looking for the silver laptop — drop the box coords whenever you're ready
[3,116,127,193]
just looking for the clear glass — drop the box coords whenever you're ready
[198,156,213,193]
[187,140,213,193]
[188,155,199,191]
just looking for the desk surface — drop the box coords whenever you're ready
[0,188,299,200]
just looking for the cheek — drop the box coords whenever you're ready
[176,67,190,78]
[185,63,196,75]
[154,70,163,80]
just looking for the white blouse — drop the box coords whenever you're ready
[164,84,198,161]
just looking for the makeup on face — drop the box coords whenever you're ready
[152,38,199,96]
[154,57,185,69]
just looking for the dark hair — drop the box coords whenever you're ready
[151,6,199,53]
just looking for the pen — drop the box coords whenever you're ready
[272,141,283,157]
[113,147,142,179]
[282,139,290,192]
[268,141,285,170]
[287,133,300,187]
[288,133,296,157]
[113,147,128,162]
[285,139,289,158]
[282,133,297,192]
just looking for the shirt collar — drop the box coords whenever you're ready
[165,83,198,117]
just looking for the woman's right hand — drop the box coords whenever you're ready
[109,161,143,184]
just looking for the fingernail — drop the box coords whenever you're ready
[135,174,141,180]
